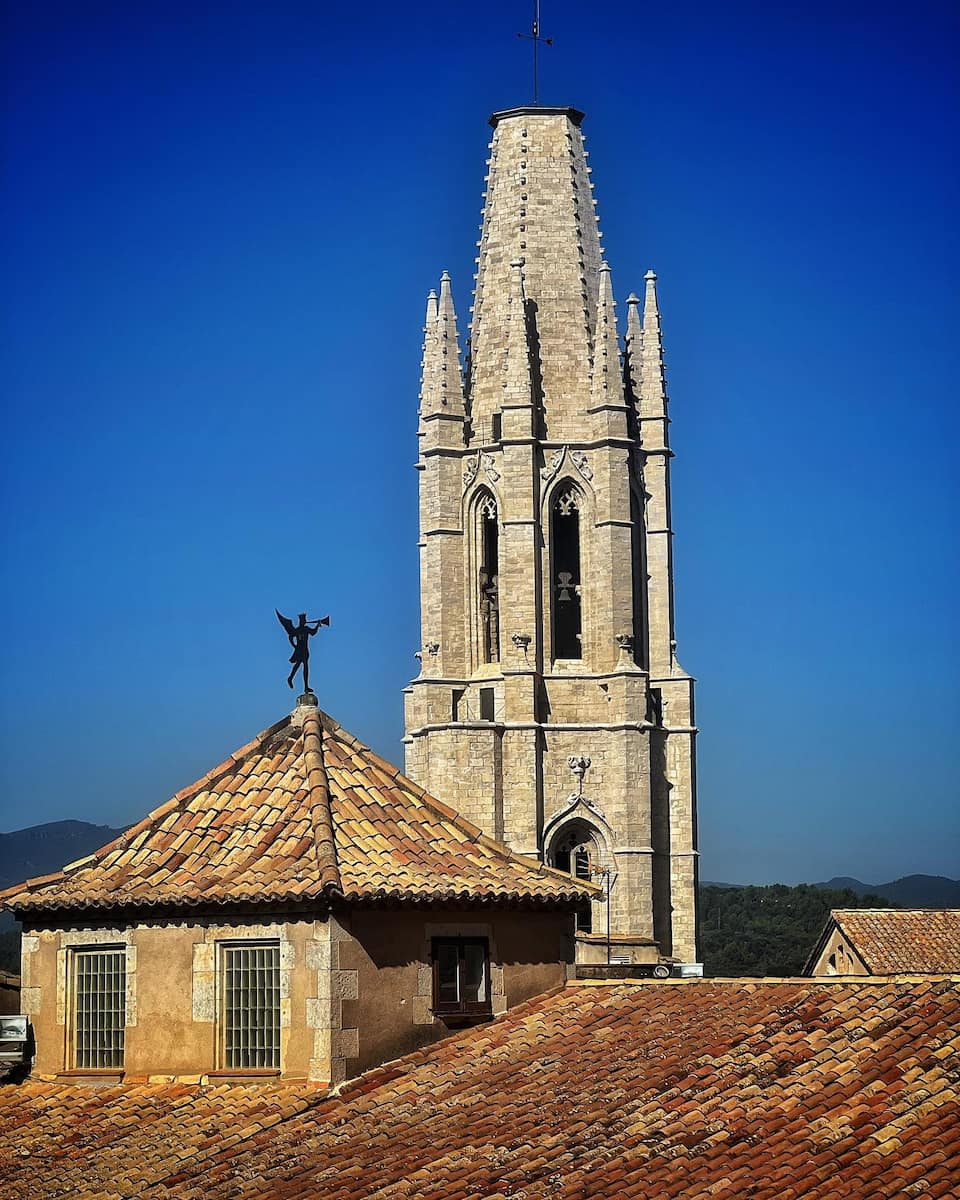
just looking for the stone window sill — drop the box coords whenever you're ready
[56,1070,124,1080]
[206,1068,281,1079]
[432,1009,494,1027]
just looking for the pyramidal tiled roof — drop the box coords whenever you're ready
[0,701,596,915]
[808,908,960,974]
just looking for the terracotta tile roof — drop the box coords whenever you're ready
[1,977,958,1199]
[0,703,595,915]
[807,908,960,974]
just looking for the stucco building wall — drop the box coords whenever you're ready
[20,907,573,1083]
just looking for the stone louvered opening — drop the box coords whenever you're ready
[630,484,648,668]
[548,819,601,934]
[551,485,583,660]
[477,492,500,664]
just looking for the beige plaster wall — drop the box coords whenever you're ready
[340,907,573,1075]
[21,917,321,1081]
[20,907,574,1083]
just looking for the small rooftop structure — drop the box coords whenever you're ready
[1,696,597,1084]
[804,908,960,976]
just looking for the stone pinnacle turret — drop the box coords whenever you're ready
[419,276,466,455]
[639,269,668,423]
[436,270,466,415]
[418,288,439,423]
[623,292,643,396]
[588,262,629,439]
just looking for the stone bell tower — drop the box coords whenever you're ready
[403,106,698,964]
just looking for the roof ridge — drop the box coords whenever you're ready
[300,707,341,893]
[833,907,960,914]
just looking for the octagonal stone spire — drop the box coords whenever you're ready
[468,107,604,443]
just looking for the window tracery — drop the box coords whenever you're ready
[549,820,598,933]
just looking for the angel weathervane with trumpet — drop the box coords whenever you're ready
[275,610,330,692]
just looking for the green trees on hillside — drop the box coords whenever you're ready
[699,883,893,977]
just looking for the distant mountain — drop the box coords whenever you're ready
[0,820,129,974]
[0,819,127,891]
[703,875,960,907]
[814,875,960,908]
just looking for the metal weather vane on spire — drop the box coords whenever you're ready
[517,0,552,106]
[276,610,330,693]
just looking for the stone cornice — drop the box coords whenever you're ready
[489,105,585,128]
[407,721,656,736]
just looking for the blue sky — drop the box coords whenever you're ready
[1,0,957,885]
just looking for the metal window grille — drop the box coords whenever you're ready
[222,943,281,1070]
[73,948,126,1069]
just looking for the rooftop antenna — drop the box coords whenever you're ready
[517,0,552,106]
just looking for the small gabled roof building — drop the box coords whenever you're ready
[804,908,960,976]
[1,694,595,1084]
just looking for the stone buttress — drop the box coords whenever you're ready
[404,107,698,963]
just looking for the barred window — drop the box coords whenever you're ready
[221,942,281,1070]
[72,947,126,1069]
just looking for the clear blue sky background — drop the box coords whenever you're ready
[2,0,957,885]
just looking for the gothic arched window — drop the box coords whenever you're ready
[551,485,582,660]
[549,820,596,933]
[477,492,500,664]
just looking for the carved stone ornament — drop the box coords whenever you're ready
[571,450,593,481]
[540,445,592,486]
[463,453,480,488]
[615,634,634,652]
[544,792,608,841]
[567,756,592,794]
[482,453,501,483]
[511,632,531,650]
[540,447,566,484]
[426,642,440,657]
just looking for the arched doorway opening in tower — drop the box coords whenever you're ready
[551,485,582,659]
[548,819,599,933]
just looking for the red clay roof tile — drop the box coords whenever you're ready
[1,978,956,1198]
[0,703,596,915]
